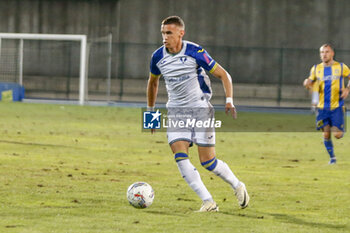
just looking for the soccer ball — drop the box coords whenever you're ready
[126,182,154,208]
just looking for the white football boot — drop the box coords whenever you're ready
[235,182,250,209]
[196,200,219,212]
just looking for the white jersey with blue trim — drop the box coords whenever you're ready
[150,40,217,108]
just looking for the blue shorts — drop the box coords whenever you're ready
[316,107,346,131]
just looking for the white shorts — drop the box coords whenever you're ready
[166,106,215,147]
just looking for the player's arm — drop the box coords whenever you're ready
[147,73,160,110]
[340,64,350,99]
[303,79,314,89]
[211,64,237,119]
[341,85,350,99]
[303,66,316,89]
[147,73,160,134]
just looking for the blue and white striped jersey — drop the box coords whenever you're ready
[150,40,217,107]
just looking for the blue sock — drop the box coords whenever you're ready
[324,139,335,158]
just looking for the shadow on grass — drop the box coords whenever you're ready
[0,139,83,150]
[268,213,348,230]
[220,210,348,230]
[219,211,265,220]
[146,210,187,217]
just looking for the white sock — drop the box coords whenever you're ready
[212,159,240,189]
[176,159,213,201]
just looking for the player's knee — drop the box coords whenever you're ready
[174,152,189,162]
[323,132,331,140]
[201,157,217,171]
[334,132,344,139]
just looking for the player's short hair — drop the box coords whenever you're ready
[162,16,185,30]
[320,43,334,52]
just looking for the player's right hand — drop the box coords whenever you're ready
[303,79,312,89]
[225,103,237,119]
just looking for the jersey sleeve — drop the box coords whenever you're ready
[308,65,317,81]
[195,48,217,73]
[342,63,350,79]
[150,55,161,76]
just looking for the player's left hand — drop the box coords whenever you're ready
[341,87,350,99]
[225,103,237,119]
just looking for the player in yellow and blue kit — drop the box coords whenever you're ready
[304,44,350,164]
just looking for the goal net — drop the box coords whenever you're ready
[0,33,87,105]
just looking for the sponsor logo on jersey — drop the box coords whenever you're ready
[203,53,211,64]
[322,75,340,81]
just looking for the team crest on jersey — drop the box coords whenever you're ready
[180,57,187,64]
[335,69,339,74]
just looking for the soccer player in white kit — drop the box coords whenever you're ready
[147,16,249,212]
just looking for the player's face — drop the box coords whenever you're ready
[320,46,334,64]
[161,24,184,50]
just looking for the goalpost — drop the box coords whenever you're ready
[0,33,87,105]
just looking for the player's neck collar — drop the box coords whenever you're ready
[165,42,184,56]
[322,60,334,67]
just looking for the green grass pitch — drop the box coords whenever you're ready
[0,102,349,233]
